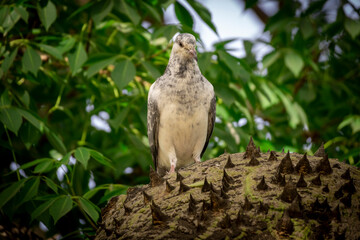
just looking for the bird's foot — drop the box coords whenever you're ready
[167,164,175,174]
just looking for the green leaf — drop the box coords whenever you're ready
[31,197,57,221]
[115,0,141,25]
[0,179,27,209]
[37,0,57,31]
[75,147,90,169]
[91,0,113,25]
[187,1,217,33]
[174,1,193,28]
[1,47,18,75]
[38,43,63,60]
[20,177,40,204]
[142,61,161,80]
[243,82,256,108]
[22,46,42,76]
[89,149,114,168]
[86,55,117,78]
[345,18,360,39]
[141,2,161,23]
[83,185,108,199]
[68,42,88,76]
[111,59,136,91]
[338,115,360,134]
[284,51,304,77]
[262,51,280,69]
[20,158,52,170]
[45,128,67,155]
[44,177,58,194]
[34,159,55,173]
[14,6,29,23]
[20,122,41,150]
[49,195,73,224]
[57,37,76,54]
[17,109,44,132]
[0,107,22,135]
[78,197,100,223]
[60,152,72,165]
[1,7,20,34]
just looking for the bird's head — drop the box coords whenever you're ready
[172,33,197,61]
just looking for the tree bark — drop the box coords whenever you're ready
[96,140,360,239]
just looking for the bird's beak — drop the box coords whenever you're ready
[189,48,197,61]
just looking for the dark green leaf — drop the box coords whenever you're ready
[142,61,161,80]
[60,152,72,165]
[284,51,304,77]
[115,0,141,25]
[0,107,22,135]
[37,0,57,31]
[49,195,73,224]
[92,0,113,25]
[2,8,20,34]
[38,43,63,60]
[345,18,360,39]
[17,109,44,132]
[44,177,58,194]
[31,197,57,221]
[68,42,88,76]
[86,56,117,78]
[78,197,100,223]
[45,128,67,155]
[22,46,41,76]
[20,177,40,204]
[20,122,41,150]
[75,147,90,169]
[89,149,114,168]
[83,185,108,200]
[20,158,52,170]
[0,179,27,209]
[174,1,193,28]
[1,48,18,75]
[111,59,136,91]
[34,159,55,173]
[14,6,29,23]
[187,0,217,33]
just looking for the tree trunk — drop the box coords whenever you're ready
[95,140,360,239]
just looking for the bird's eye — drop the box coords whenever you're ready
[179,42,183,47]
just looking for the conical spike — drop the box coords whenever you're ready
[334,186,344,199]
[258,201,269,214]
[256,146,261,157]
[210,183,220,195]
[225,155,235,168]
[288,195,303,218]
[202,177,211,192]
[281,148,285,153]
[322,184,329,193]
[210,191,229,210]
[219,214,231,229]
[341,168,351,180]
[143,191,152,205]
[311,197,321,212]
[296,173,307,188]
[256,176,269,190]
[179,180,190,194]
[342,178,356,195]
[150,200,168,225]
[340,194,352,208]
[278,151,294,174]
[248,153,260,166]
[268,151,278,161]
[165,180,175,193]
[243,196,253,211]
[222,177,230,190]
[332,204,341,221]
[315,154,333,175]
[149,166,164,187]
[311,173,322,186]
[295,153,312,174]
[176,171,184,182]
[124,203,131,215]
[314,142,325,157]
[243,137,257,159]
[276,209,294,235]
[220,187,229,199]
[188,194,197,214]
[272,170,285,186]
[320,198,331,211]
[280,180,299,203]
[223,169,234,184]
[236,209,251,226]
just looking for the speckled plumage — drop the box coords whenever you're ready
[147,33,216,176]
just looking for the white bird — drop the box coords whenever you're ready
[147,33,216,176]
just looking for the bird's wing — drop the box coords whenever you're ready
[201,93,216,157]
[147,88,160,171]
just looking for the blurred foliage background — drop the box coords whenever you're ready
[0,0,359,238]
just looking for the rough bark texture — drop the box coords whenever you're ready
[96,139,360,239]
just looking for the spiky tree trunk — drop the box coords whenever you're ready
[95,139,360,239]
